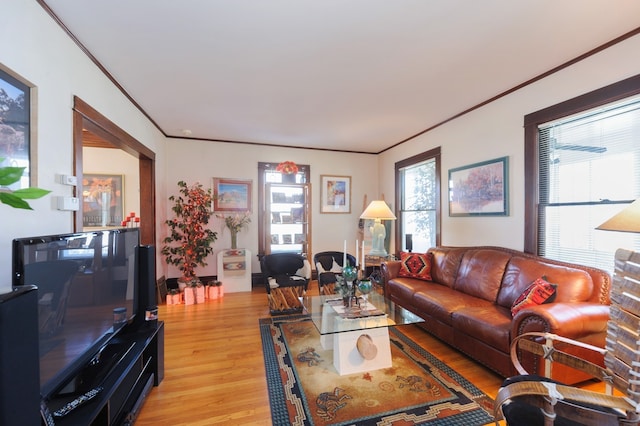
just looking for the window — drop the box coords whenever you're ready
[257,162,310,257]
[524,74,640,272]
[395,148,441,253]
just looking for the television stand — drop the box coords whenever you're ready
[45,322,164,425]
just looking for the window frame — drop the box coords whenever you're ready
[394,147,441,254]
[524,73,640,254]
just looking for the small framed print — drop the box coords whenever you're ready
[320,175,351,213]
[282,234,292,244]
[213,178,252,212]
[270,234,279,244]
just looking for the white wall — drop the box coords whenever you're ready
[2,0,640,290]
[163,140,377,277]
[0,0,167,293]
[378,33,640,252]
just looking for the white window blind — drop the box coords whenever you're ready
[538,96,640,272]
[399,158,437,252]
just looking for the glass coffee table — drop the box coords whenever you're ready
[301,291,423,375]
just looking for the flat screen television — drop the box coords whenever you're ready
[12,228,140,398]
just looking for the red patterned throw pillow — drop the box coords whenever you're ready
[398,252,433,281]
[511,276,557,317]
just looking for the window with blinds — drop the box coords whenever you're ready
[538,96,640,272]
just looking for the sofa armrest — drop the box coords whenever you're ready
[512,302,609,339]
[381,261,402,297]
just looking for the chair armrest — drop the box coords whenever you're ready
[512,302,609,338]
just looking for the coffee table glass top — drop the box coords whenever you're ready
[301,292,423,335]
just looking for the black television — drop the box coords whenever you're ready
[12,228,140,399]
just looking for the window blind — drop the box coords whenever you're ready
[538,96,640,272]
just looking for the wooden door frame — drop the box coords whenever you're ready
[73,96,156,245]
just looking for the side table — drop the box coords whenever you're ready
[364,255,391,287]
[217,249,252,292]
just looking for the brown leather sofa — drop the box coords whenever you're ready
[381,246,611,384]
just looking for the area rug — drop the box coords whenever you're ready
[259,315,495,425]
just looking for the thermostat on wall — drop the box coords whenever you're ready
[57,196,80,211]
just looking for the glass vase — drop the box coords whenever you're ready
[230,230,238,249]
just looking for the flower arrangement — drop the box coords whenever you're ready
[276,161,298,175]
[162,181,218,284]
[216,211,251,249]
[0,157,50,209]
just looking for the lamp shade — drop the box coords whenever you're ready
[596,199,640,233]
[360,200,396,220]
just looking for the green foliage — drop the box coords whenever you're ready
[161,180,218,281]
[0,158,51,210]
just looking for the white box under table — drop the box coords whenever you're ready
[303,292,422,376]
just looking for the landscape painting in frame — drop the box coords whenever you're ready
[320,174,351,213]
[0,68,31,189]
[82,174,125,227]
[448,156,509,216]
[213,178,252,212]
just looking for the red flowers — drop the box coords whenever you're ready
[276,161,298,175]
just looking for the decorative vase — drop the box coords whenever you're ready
[230,229,238,249]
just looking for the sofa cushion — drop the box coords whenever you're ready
[510,276,557,316]
[454,249,512,302]
[413,286,491,325]
[497,257,594,308]
[398,252,433,281]
[428,247,466,288]
[452,306,512,353]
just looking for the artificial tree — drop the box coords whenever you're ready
[162,180,217,285]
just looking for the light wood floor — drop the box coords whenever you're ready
[134,284,600,425]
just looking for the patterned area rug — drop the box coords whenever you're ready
[260,315,495,425]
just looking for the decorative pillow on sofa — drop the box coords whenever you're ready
[398,252,433,281]
[511,276,557,316]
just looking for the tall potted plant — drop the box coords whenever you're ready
[162,180,217,287]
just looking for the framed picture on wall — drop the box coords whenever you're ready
[213,178,252,212]
[0,68,32,189]
[448,156,509,216]
[320,175,351,213]
[82,174,125,227]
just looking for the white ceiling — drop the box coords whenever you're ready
[41,0,640,153]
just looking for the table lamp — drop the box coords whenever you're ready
[360,200,396,257]
[596,199,640,233]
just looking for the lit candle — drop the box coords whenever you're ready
[355,239,359,269]
[343,240,347,267]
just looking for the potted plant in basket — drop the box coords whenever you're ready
[162,181,218,289]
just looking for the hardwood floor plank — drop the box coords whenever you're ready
[135,284,604,425]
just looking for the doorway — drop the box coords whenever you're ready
[72,96,156,245]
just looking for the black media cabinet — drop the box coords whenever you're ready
[45,321,165,425]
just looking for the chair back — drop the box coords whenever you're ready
[313,251,357,293]
[313,251,357,272]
